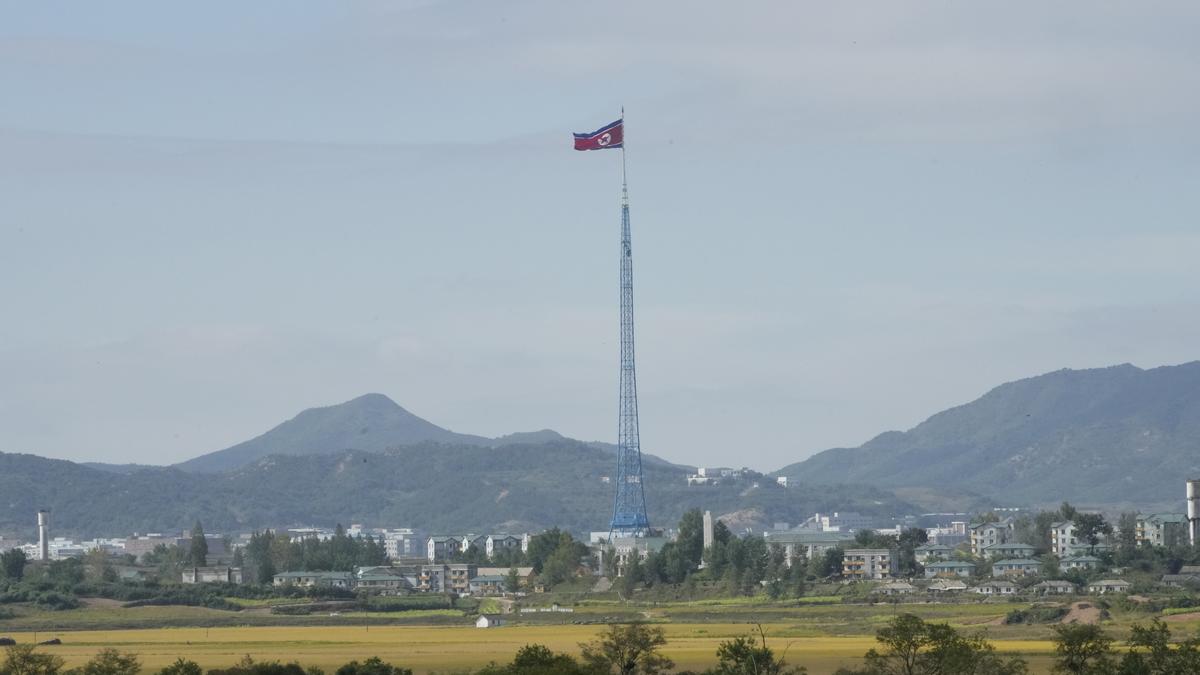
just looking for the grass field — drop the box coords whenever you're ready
[0,624,1061,674]
[4,600,1196,673]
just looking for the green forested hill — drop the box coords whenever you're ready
[775,362,1200,506]
[0,442,914,539]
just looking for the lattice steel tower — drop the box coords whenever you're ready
[609,137,650,538]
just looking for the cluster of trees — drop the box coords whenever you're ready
[239,526,389,584]
[0,648,414,675]
[446,528,591,588]
[1051,620,1200,675]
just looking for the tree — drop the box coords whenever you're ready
[1051,624,1115,675]
[843,614,1026,675]
[84,548,116,583]
[505,567,521,594]
[334,657,412,675]
[1072,514,1112,555]
[476,644,591,675]
[1116,513,1138,557]
[0,644,66,675]
[79,649,141,675]
[708,626,805,675]
[1117,619,1200,674]
[581,623,674,675]
[1060,503,1079,522]
[677,509,706,569]
[156,658,203,675]
[0,549,27,581]
[190,521,209,567]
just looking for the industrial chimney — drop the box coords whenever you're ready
[1188,481,1200,548]
[37,510,50,561]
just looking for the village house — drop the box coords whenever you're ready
[476,566,536,589]
[1061,555,1101,571]
[1160,574,1200,588]
[981,542,1036,559]
[992,558,1040,577]
[972,581,1018,596]
[475,615,503,628]
[469,575,507,595]
[874,581,916,596]
[272,571,354,589]
[927,579,969,594]
[353,566,413,594]
[924,560,975,578]
[1087,579,1131,595]
[842,549,897,580]
[181,566,242,584]
[914,544,955,564]
[1034,580,1075,595]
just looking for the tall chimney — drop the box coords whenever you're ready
[1189,481,1200,547]
[37,510,50,561]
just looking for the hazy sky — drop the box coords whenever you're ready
[3,2,1200,470]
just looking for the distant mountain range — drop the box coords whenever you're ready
[7,361,1200,539]
[776,362,1200,507]
[0,445,912,540]
[175,393,594,473]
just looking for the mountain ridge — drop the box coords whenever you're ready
[175,393,634,473]
[775,361,1200,505]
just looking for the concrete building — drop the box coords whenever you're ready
[763,530,855,565]
[181,567,243,584]
[991,559,1040,577]
[969,518,1013,557]
[418,563,475,593]
[842,549,897,580]
[1136,513,1188,547]
[272,571,354,588]
[475,615,503,628]
[1050,521,1078,557]
[426,535,465,562]
[813,512,874,532]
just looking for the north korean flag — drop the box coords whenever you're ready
[573,119,623,151]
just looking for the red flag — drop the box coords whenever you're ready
[573,119,623,151]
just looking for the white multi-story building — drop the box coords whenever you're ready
[1051,521,1078,557]
[842,548,897,580]
[970,518,1013,557]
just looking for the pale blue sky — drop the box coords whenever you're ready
[2,1,1199,469]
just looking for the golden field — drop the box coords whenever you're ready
[0,623,1061,674]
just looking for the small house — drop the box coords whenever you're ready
[1087,579,1131,595]
[475,615,504,628]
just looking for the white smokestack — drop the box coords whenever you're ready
[37,510,50,561]
[1189,481,1200,547]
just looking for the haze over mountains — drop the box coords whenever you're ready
[4,361,1200,539]
[778,362,1200,507]
[175,393,582,473]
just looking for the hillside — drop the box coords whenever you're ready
[175,394,490,472]
[0,446,914,539]
[775,362,1200,506]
